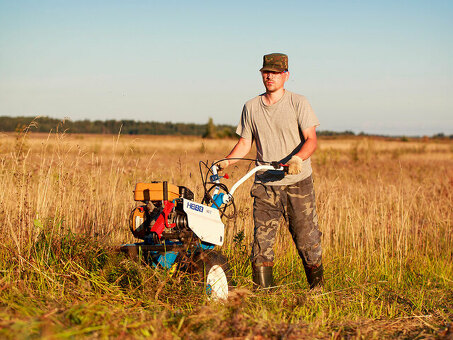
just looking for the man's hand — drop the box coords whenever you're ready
[216,159,230,171]
[287,155,303,175]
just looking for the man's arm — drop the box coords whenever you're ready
[287,126,317,175]
[295,126,317,160]
[218,137,252,169]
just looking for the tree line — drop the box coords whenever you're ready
[0,115,356,138]
[5,115,446,139]
[0,116,237,137]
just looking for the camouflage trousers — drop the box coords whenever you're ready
[250,175,322,267]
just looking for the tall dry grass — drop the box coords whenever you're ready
[0,127,452,338]
[1,129,452,270]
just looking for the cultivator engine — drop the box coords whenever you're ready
[129,181,225,247]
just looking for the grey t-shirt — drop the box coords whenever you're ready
[236,90,320,185]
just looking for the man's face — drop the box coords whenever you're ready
[261,70,289,93]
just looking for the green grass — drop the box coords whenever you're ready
[0,228,451,339]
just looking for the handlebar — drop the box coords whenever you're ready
[210,162,287,206]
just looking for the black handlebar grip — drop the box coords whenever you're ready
[271,161,289,174]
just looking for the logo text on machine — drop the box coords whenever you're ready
[187,201,204,213]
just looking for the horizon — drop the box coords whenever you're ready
[1,1,452,136]
[1,114,450,138]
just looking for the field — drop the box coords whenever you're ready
[0,128,452,339]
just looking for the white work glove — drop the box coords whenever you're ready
[286,155,303,175]
[216,159,230,171]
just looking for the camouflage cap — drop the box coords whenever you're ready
[260,53,288,72]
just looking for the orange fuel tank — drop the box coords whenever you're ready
[134,182,180,202]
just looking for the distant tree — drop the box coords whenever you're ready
[203,117,217,139]
[218,127,234,138]
[432,132,445,139]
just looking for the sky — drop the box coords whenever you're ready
[0,0,452,135]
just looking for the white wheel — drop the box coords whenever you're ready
[193,250,231,301]
[206,264,229,300]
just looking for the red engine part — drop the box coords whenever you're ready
[150,200,176,239]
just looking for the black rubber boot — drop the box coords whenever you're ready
[252,265,274,288]
[304,264,324,290]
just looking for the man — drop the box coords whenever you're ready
[218,53,323,289]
